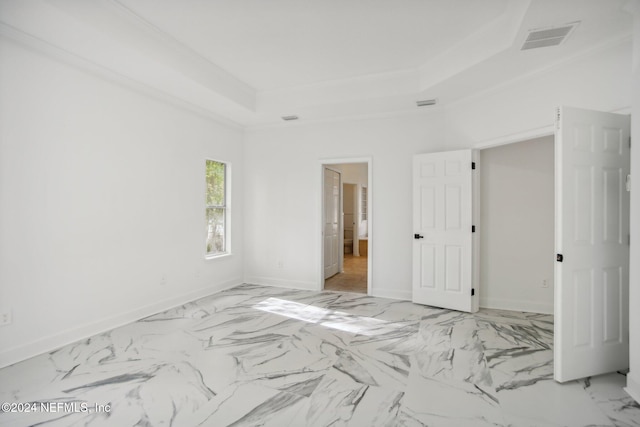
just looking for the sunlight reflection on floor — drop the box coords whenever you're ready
[253,297,391,336]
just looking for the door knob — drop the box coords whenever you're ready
[414,234,424,239]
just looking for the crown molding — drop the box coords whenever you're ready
[1,1,632,130]
[107,0,256,109]
[245,105,444,133]
[0,22,244,131]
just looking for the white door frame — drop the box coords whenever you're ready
[319,157,372,295]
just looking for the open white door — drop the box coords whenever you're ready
[412,150,477,313]
[324,168,341,279]
[555,106,630,382]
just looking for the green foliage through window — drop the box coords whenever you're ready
[205,160,227,255]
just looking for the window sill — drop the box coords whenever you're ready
[205,252,232,261]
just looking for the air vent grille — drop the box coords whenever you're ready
[521,22,579,50]
[416,99,437,107]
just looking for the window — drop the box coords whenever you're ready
[205,159,229,256]
[361,185,367,221]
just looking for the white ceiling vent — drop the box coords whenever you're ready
[521,22,580,50]
[416,99,437,107]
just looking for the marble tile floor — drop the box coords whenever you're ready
[0,284,639,426]
[324,255,367,294]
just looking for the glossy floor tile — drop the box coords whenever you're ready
[0,284,638,426]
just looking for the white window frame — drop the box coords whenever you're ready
[205,158,231,259]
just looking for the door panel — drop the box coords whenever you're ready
[412,150,476,312]
[555,106,630,382]
[324,168,340,279]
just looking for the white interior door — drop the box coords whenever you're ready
[412,150,477,312]
[324,168,341,279]
[555,106,630,382]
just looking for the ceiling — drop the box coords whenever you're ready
[0,0,633,127]
[116,0,510,90]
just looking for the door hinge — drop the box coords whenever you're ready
[629,137,631,148]
[472,162,476,170]
[472,225,476,233]
[556,107,561,130]
[471,288,475,296]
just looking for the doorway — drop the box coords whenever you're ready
[412,108,631,383]
[320,159,371,294]
[477,107,630,383]
[479,136,555,314]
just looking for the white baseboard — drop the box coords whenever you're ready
[371,288,412,301]
[0,278,242,369]
[244,276,319,291]
[625,372,640,404]
[479,296,553,314]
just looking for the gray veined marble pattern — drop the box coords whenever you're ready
[0,284,639,426]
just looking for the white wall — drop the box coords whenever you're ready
[0,37,245,367]
[243,40,632,303]
[244,113,447,299]
[625,1,640,404]
[479,136,555,314]
[446,41,632,147]
[0,13,634,373]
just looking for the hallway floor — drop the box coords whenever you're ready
[324,254,367,294]
[1,284,639,426]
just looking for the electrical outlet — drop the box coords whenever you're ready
[542,279,549,288]
[0,309,12,326]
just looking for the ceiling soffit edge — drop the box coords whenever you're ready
[257,1,532,112]
[108,0,256,108]
[446,33,632,111]
[257,68,420,111]
[1,0,257,111]
[1,0,632,128]
[0,22,245,131]
[418,0,531,92]
[245,105,446,133]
